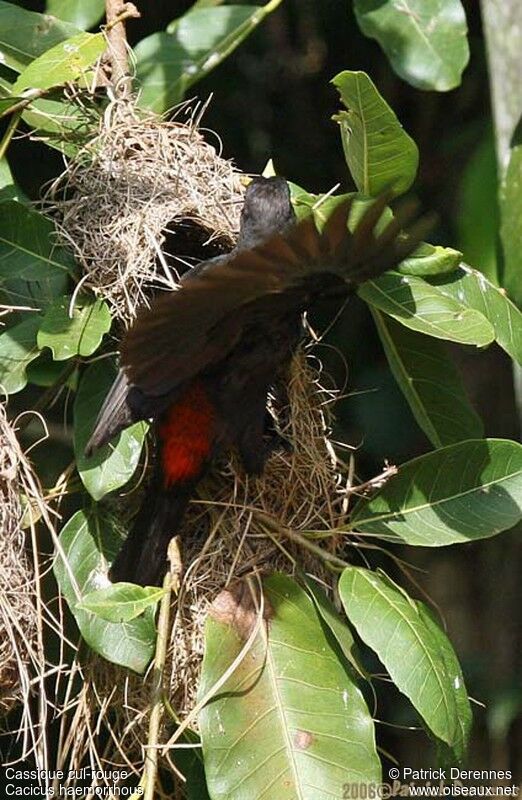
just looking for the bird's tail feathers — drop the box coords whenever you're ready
[85,369,134,456]
[109,482,193,587]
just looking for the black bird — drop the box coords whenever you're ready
[85,177,426,585]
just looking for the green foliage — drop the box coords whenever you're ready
[135,1,283,113]
[0,201,75,306]
[0,314,41,393]
[198,574,381,798]
[429,266,522,364]
[46,0,105,30]
[398,242,462,277]
[354,0,470,91]
[372,309,483,447]
[53,509,157,672]
[38,295,111,360]
[456,131,499,282]
[74,360,148,501]
[0,0,519,789]
[500,141,522,309]
[358,271,495,345]
[339,567,471,764]
[0,0,79,72]
[350,439,522,545]
[333,70,419,196]
[13,31,105,93]
[77,582,166,623]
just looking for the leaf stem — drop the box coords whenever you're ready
[0,91,48,122]
[0,111,22,160]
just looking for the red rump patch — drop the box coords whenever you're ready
[158,381,215,486]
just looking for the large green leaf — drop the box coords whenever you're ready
[499,144,522,309]
[0,1,79,72]
[13,31,105,92]
[135,1,283,112]
[332,70,418,197]
[419,603,472,766]
[46,0,105,30]
[0,201,74,305]
[339,567,471,763]
[358,271,495,346]
[53,509,156,673]
[350,439,522,546]
[372,309,483,448]
[199,574,381,799]
[38,295,111,360]
[0,314,41,393]
[429,265,522,365]
[353,0,470,92]
[74,360,148,501]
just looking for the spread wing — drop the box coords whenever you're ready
[121,195,431,397]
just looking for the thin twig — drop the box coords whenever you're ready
[0,90,48,122]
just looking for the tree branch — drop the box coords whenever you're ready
[104,1,141,97]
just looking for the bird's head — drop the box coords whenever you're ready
[236,176,296,250]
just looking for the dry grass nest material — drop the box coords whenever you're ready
[46,100,245,323]
[0,403,40,718]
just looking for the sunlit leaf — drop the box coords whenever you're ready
[499,143,522,308]
[46,0,105,30]
[77,583,165,623]
[0,1,79,72]
[358,271,495,346]
[339,567,471,763]
[199,574,381,798]
[0,314,41,393]
[135,1,283,112]
[333,70,418,197]
[302,574,368,679]
[354,0,470,92]
[53,509,156,673]
[429,265,522,365]
[38,295,111,360]
[350,438,522,546]
[13,31,105,92]
[398,242,462,277]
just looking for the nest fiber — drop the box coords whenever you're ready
[0,403,39,717]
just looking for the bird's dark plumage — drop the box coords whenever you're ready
[86,177,428,585]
